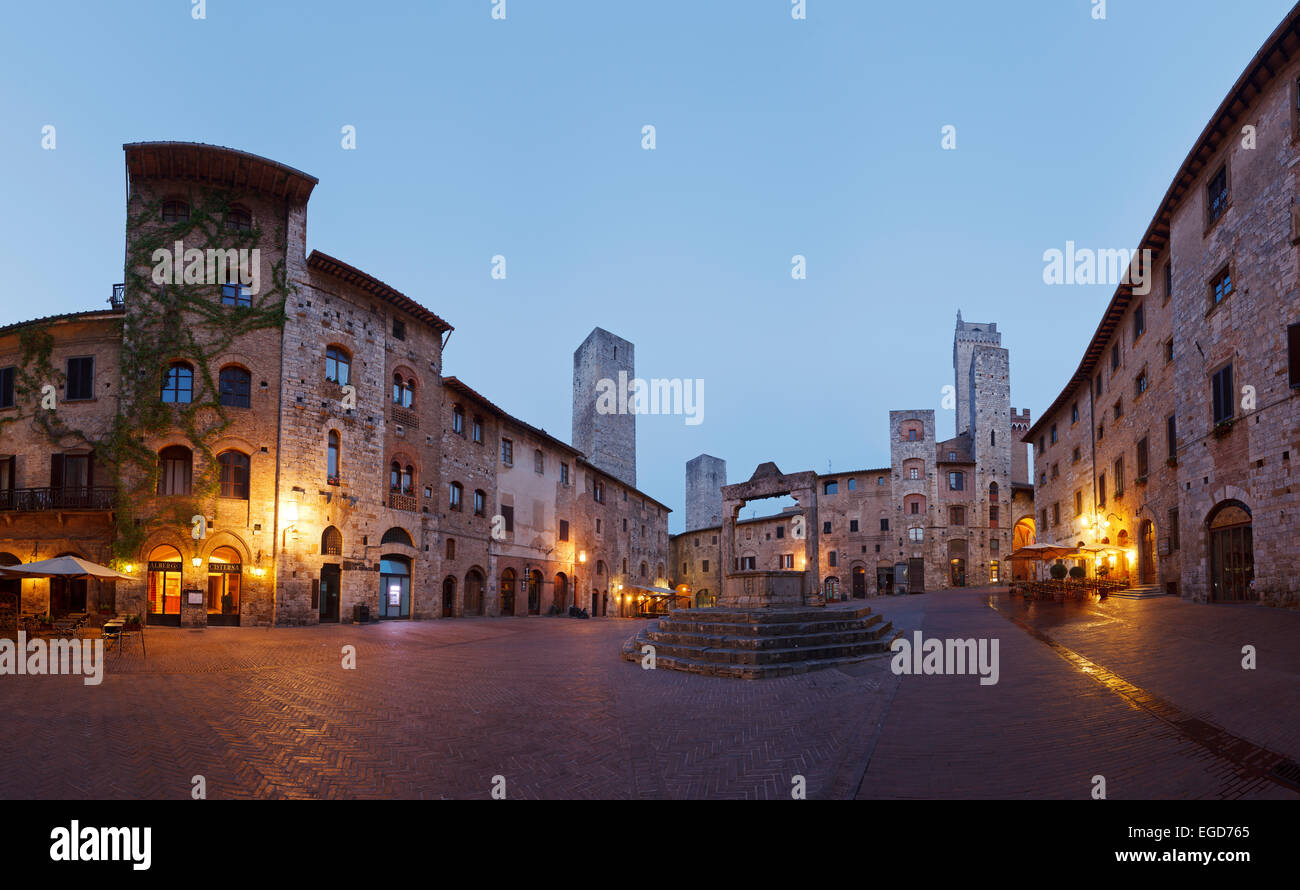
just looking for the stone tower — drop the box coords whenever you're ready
[685,454,726,531]
[953,311,1002,437]
[572,327,636,488]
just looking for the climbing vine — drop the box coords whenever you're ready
[7,188,291,561]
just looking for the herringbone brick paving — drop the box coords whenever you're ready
[1,589,1295,799]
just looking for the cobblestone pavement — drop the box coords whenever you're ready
[1,589,1295,799]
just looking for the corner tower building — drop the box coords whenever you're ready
[572,327,636,488]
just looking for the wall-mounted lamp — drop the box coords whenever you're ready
[191,556,203,569]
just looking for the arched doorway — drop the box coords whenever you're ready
[500,568,516,616]
[441,576,456,618]
[823,576,840,601]
[1012,517,1036,581]
[851,566,867,598]
[1208,501,1254,602]
[527,569,542,615]
[206,545,242,626]
[379,555,411,618]
[1138,519,1157,585]
[554,572,568,611]
[0,552,21,632]
[147,545,184,626]
[465,568,485,616]
[948,539,967,587]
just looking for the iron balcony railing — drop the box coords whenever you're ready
[0,487,116,512]
[109,284,125,311]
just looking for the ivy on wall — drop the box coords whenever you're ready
[4,188,290,562]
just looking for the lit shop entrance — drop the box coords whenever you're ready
[379,556,411,619]
[205,546,241,626]
[147,545,183,626]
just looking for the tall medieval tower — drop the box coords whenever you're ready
[684,454,726,532]
[572,327,637,488]
[952,311,1003,438]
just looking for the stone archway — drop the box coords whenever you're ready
[1207,500,1254,602]
[720,463,819,607]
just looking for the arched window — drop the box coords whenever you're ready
[321,526,342,556]
[596,560,606,576]
[640,562,648,577]
[327,431,341,484]
[161,362,193,404]
[448,481,463,511]
[218,451,250,499]
[989,482,999,500]
[904,494,926,515]
[380,527,413,547]
[903,458,924,481]
[392,373,415,408]
[157,446,192,496]
[225,205,252,232]
[161,200,189,223]
[325,346,350,385]
[218,366,251,408]
[388,461,413,495]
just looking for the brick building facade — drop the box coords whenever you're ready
[0,142,668,627]
[1026,4,1300,607]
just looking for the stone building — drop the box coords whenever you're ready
[0,141,669,627]
[1025,3,1300,606]
[669,315,1035,600]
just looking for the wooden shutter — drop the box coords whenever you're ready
[49,454,63,489]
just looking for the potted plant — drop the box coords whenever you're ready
[1213,419,1235,439]
[1166,456,1178,468]
[1068,566,1085,580]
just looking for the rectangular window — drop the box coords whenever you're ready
[741,556,756,571]
[593,480,604,503]
[1168,508,1180,552]
[502,504,514,533]
[1050,424,1057,444]
[1211,266,1233,307]
[950,506,965,525]
[452,406,464,435]
[849,519,859,532]
[559,519,569,542]
[823,521,832,534]
[1052,503,1060,526]
[702,560,709,572]
[828,551,837,567]
[66,357,94,401]
[0,366,14,409]
[1167,415,1177,459]
[501,438,513,465]
[1211,363,1234,425]
[1207,164,1228,224]
[1113,400,1123,420]
[1137,437,1149,479]
[534,449,544,474]
[1074,491,1082,517]
[392,319,406,341]
[473,489,485,516]
[880,518,889,531]
[948,472,964,490]
[779,554,793,569]
[1098,473,1107,507]
[472,418,483,444]
[1071,403,1079,424]
[1114,457,1125,497]
[0,456,13,496]
[1133,303,1145,340]
[823,480,838,494]
[776,526,784,539]
[220,283,251,308]
[1164,261,1172,302]
[1111,343,1120,372]
[1289,322,1300,388]
[1136,371,1148,397]
[560,462,569,485]
[446,538,455,559]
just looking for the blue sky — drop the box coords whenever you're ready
[1,0,1294,531]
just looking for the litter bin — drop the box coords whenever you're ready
[352,603,370,624]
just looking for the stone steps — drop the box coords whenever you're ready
[622,605,901,679]
[1109,585,1170,599]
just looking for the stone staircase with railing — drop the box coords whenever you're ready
[622,603,901,679]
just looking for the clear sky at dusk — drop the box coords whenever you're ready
[1,0,1293,531]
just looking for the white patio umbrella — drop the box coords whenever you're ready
[0,555,134,582]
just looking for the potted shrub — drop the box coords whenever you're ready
[1068,566,1085,580]
[1049,563,1068,580]
[1213,419,1235,439]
